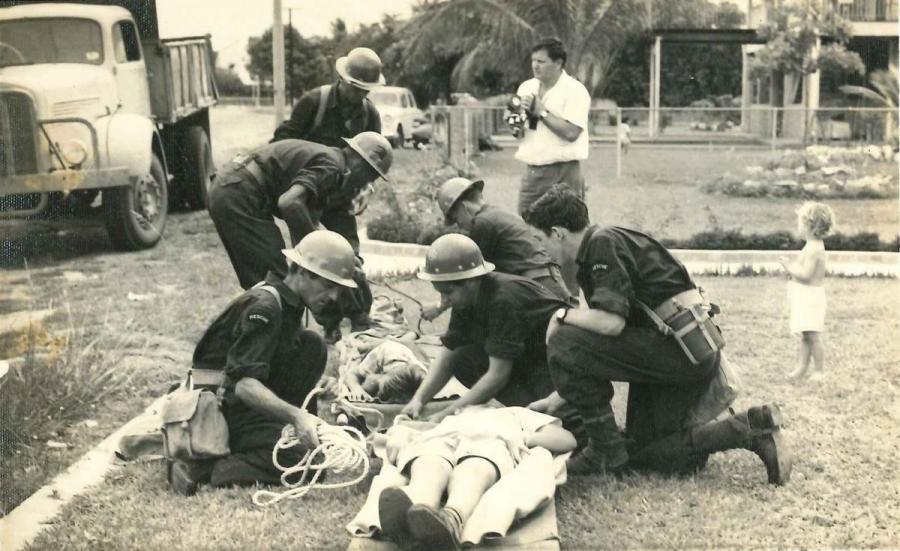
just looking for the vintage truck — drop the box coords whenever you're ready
[0,0,217,250]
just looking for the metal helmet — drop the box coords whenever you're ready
[343,131,393,181]
[437,177,484,225]
[282,230,358,288]
[417,233,495,282]
[335,47,386,90]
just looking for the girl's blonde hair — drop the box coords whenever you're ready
[796,202,835,239]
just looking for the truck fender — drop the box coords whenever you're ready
[94,113,167,179]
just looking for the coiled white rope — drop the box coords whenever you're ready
[251,386,370,507]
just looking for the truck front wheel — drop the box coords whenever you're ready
[104,153,168,250]
[181,126,214,210]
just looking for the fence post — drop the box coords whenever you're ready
[615,107,622,178]
[770,107,777,152]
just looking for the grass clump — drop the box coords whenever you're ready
[0,309,140,515]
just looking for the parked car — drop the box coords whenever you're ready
[368,86,424,148]
[410,112,431,147]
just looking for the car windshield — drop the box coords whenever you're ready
[369,91,401,107]
[0,18,103,67]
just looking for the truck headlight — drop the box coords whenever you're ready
[60,139,88,168]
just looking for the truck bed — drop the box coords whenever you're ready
[144,36,219,125]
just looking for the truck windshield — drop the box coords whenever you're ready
[0,18,103,67]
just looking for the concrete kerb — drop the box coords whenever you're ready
[0,395,168,551]
[361,238,899,278]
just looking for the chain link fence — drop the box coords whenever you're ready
[429,105,898,175]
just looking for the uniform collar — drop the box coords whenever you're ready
[576,225,600,265]
[264,272,301,308]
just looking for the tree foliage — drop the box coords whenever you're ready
[748,4,864,82]
[397,0,642,99]
[246,27,332,98]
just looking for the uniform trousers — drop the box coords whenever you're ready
[207,169,372,328]
[547,324,717,474]
[212,329,327,486]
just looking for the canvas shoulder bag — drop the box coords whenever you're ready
[160,284,282,461]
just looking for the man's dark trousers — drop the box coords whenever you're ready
[207,170,373,328]
[547,324,717,474]
[211,329,327,487]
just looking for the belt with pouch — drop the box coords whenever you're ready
[652,288,707,322]
[230,155,266,188]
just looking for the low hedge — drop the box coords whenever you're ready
[660,230,899,252]
[369,219,898,253]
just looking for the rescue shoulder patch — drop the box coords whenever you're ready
[592,263,609,272]
[247,313,270,324]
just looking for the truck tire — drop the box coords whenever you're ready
[181,126,214,210]
[104,153,168,251]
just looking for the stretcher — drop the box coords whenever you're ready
[346,499,560,551]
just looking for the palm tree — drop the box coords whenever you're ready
[400,0,643,95]
[840,65,899,144]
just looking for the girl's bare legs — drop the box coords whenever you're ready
[404,455,452,508]
[807,331,824,379]
[444,457,499,522]
[788,333,813,380]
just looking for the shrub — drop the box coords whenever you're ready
[366,213,421,244]
[661,230,898,252]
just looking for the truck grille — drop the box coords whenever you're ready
[0,91,39,177]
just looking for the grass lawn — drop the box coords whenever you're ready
[22,274,900,550]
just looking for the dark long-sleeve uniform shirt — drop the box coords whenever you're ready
[576,225,695,327]
[271,83,381,147]
[192,273,305,404]
[468,205,555,275]
[441,272,568,364]
[250,139,364,214]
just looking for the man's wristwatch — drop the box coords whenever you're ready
[539,109,549,120]
[555,307,570,325]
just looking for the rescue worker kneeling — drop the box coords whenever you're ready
[524,187,792,484]
[400,234,582,440]
[167,230,358,495]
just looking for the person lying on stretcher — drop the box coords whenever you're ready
[344,341,426,403]
[377,405,576,549]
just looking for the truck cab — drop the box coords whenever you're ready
[0,1,217,250]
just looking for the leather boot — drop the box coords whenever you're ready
[566,410,629,475]
[167,459,215,496]
[691,404,792,485]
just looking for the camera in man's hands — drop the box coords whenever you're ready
[505,95,532,138]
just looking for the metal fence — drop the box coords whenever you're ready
[430,105,898,175]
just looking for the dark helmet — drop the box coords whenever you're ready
[343,131,393,181]
[417,233,495,282]
[437,177,484,225]
[282,230,358,288]
[335,47,386,90]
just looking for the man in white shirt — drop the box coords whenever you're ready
[514,37,591,216]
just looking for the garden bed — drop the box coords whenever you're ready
[704,145,898,200]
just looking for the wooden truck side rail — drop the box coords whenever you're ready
[144,35,219,125]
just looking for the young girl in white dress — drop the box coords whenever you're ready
[780,202,835,381]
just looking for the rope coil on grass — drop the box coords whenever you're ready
[251,387,371,507]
